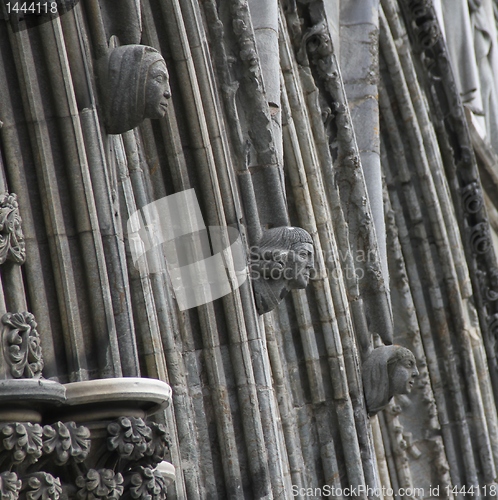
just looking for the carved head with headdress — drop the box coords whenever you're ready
[251,226,315,313]
[102,44,171,134]
[362,345,419,416]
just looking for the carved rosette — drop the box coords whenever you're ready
[470,222,492,255]
[2,313,43,379]
[0,193,25,266]
[42,422,90,466]
[488,314,498,352]
[123,467,167,500]
[76,470,124,500]
[461,182,484,215]
[0,416,171,500]
[107,418,151,462]
[0,423,43,466]
[401,0,498,374]
[20,473,62,500]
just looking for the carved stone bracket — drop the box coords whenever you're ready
[0,311,174,499]
[250,226,314,314]
[0,193,26,266]
[362,345,419,416]
[100,45,171,135]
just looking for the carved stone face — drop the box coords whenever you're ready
[144,60,171,120]
[103,45,171,134]
[286,242,315,289]
[362,345,418,415]
[250,226,315,314]
[389,355,419,396]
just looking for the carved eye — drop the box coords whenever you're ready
[298,251,308,260]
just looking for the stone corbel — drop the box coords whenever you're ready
[99,45,171,135]
[362,345,419,416]
[250,226,315,314]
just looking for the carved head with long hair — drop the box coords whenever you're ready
[362,345,418,416]
[103,45,171,134]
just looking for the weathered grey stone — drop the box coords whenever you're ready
[101,45,171,135]
[362,345,419,415]
[250,227,314,314]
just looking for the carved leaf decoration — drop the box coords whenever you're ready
[0,423,43,465]
[2,313,44,379]
[144,424,170,467]
[0,193,26,265]
[75,469,124,500]
[20,473,62,500]
[107,418,151,462]
[0,472,21,500]
[126,467,167,500]
[43,422,91,465]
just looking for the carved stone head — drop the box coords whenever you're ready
[362,345,419,416]
[102,45,171,134]
[251,226,314,314]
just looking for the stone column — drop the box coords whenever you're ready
[340,0,389,290]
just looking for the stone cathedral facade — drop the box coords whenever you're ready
[1,0,498,498]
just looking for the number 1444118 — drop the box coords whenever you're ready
[5,2,58,14]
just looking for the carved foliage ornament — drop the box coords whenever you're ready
[461,182,484,214]
[2,313,43,380]
[0,416,170,500]
[21,473,62,500]
[107,417,151,462]
[0,421,90,471]
[106,417,170,468]
[0,472,21,500]
[470,222,491,255]
[0,423,43,466]
[76,470,124,500]
[42,422,90,466]
[123,467,167,500]
[0,193,26,266]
